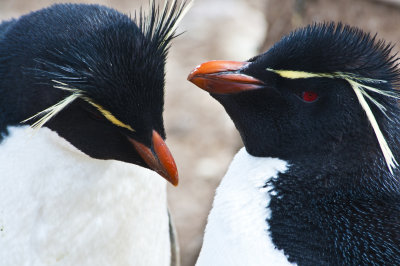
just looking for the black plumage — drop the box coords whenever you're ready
[189,23,400,265]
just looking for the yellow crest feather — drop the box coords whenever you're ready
[22,83,82,130]
[22,80,135,133]
[83,99,135,132]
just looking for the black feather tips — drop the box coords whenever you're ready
[266,22,400,87]
[135,0,191,57]
[28,1,191,89]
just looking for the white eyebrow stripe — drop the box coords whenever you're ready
[266,68,398,173]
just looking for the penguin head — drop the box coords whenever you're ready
[2,2,192,185]
[188,23,400,172]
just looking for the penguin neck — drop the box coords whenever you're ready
[267,152,400,265]
[0,126,171,266]
[197,147,294,266]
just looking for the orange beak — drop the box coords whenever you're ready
[187,60,264,94]
[128,130,179,186]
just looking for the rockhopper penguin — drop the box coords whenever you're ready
[188,23,400,265]
[0,1,190,265]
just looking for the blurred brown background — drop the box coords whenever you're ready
[1,0,399,265]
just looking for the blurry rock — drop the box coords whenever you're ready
[375,0,400,6]
[262,0,400,53]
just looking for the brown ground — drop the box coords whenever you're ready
[1,0,399,265]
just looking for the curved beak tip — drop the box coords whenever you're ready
[187,65,201,81]
[170,176,179,187]
[128,131,179,186]
[151,130,179,186]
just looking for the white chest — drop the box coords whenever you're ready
[0,126,170,266]
[196,148,295,266]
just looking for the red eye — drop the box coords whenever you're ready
[302,91,318,102]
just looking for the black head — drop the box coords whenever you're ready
[188,23,400,174]
[0,2,191,185]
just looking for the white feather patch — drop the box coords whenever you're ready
[0,126,171,266]
[197,148,294,266]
